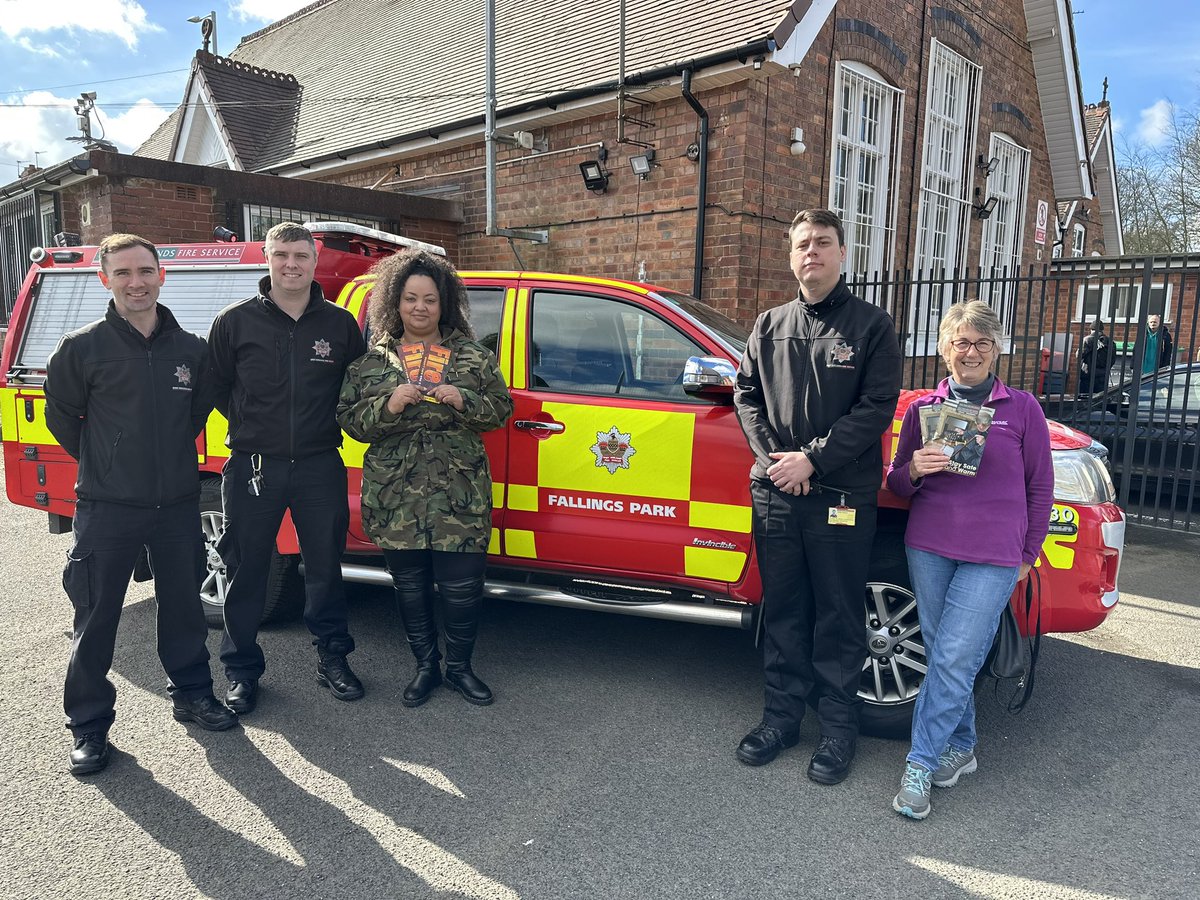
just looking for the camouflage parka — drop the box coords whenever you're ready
[337,328,513,551]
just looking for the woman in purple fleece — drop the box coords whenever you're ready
[886,301,1053,820]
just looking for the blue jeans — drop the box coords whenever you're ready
[905,547,1020,771]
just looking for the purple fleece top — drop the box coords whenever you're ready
[886,377,1054,567]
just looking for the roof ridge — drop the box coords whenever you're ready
[198,51,299,86]
[236,0,340,49]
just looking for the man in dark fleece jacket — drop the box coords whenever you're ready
[45,233,237,777]
[733,209,902,784]
[207,222,366,715]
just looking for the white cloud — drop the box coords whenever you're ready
[0,91,78,173]
[98,98,171,152]
[1137,99,1174,146]
[16,36,62,59]
[231,0,315,23]
[0,91,170,179]
[0,0,159,50]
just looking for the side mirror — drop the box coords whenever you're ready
[682,355,737,398]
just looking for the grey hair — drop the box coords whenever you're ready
[938,300,1003,354]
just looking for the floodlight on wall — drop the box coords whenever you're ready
[973,187,1000,219]
[977,154,1000,175]
[789,127,807,156]
[630,148,656,179]
[579,159,609,193]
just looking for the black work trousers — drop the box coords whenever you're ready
[219,450,353,681]
[63,498,213,738]
[751,480,877,741]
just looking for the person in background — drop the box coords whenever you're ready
[207,222,366,715]
[886,300,1053,820]
[45,233,237,776]
[1142,314,1173,375]
[1077,319,1112,395]
[337,250,513,707]
[732,208,902,784]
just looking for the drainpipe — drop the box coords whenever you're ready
[681,68,708,299]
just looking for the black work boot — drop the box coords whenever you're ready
[440,575,493,706]
[391,566,442,707]
[316,645,365,701]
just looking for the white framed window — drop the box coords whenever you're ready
[828,62,904,278]
[978,133,1030,337]
[911,40,981,353]
[1072,223,1086,257]
[1075,282,1172,324]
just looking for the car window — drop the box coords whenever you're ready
[529,290,708,402]
[467,287,504,357]
[1139,370,1200,413]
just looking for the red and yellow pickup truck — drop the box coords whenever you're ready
[1,224,1125,735]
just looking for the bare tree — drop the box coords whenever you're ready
[1118,101,1200,253]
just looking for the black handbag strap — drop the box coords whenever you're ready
[1007,566,1042,713]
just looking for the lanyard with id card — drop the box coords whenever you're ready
[827,492,857,526]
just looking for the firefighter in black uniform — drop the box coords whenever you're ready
[45,233,238,777]
[207,222,366,714]
[734,209,902,784]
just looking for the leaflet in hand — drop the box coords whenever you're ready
[924,399,993,477]
[399,342,452,402]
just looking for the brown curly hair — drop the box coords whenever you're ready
[366,249,474,342]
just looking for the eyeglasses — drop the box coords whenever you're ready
[949,338,996,354]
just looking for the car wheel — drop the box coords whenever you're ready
[199,479,303,629]
[858,526,926,739]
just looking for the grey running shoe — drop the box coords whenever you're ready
[933,746,977,788]
[893,762,932,820]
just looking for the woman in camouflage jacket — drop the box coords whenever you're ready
[337,250,513,707]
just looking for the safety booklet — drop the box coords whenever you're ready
[399,342,453,402]
[921,399,994,477]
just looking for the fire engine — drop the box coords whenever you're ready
[1,225,1125,736]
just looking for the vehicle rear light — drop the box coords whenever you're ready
[1099,516,1125,608]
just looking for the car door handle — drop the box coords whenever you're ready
[514,419,565,434]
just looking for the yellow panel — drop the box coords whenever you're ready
[508,482,539,511]
[684,546,747,581]
[492,481,505,509]
[498,287,517,383]
[205,409,230,458]
[487,530,500,554]
[511,288,529,390]
[341,434,367,468]
[539,403,694,499]
[0,388,17,440]
[504,529,537,558]
[12,394,56,445]
[689,500,752,534]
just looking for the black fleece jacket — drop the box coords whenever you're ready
[734,278,903,494]
[44,302,212,507]
[207,276,366,459]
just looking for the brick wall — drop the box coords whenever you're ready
[317,0,1076,340]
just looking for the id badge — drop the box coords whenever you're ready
[827,493,857,526]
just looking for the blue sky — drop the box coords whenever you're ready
[1,0,1198,182]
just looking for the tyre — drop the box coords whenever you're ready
[858,525,925,739]
[198,479,303,629]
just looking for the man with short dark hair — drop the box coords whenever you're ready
[1078,318,1111,395]
[208,222,366,713]
[45,233,238,776]
[734,208,902,783]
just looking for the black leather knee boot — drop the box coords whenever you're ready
[439,575,492,705]
[389,566,442,707]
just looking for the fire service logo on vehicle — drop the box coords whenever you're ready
[591,427,636,474]
[174,365,191,386]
